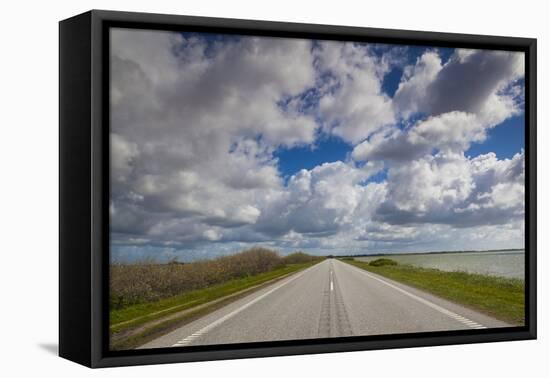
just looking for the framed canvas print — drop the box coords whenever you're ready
[59,10,536,368]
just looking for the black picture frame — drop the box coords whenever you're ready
[59,9,537,368]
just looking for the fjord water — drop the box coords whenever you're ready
[357,250,525,279]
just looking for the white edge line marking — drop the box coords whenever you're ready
[172,262,323,347]
[343,261,486,330]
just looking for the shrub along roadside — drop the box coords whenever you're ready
[368,258,398,267]
[111,247,287,309]
[342,259,524,325]
[282,251,321,264]
[111,262,316,331]
[110,248,323,349]
[110,262,319,350]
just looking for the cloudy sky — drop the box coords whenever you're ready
[110,28,525,262]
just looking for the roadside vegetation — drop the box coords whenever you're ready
[338,257,355,261]
[342,258,524,325]
[282,251,321,264]
[367,258,398,267]
[112,247,284,308]
[110,248,322,349]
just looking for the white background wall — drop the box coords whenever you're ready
[0,0,546,376]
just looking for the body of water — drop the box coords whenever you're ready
[356,250,525,279]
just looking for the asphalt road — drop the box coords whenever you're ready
[140,259,510,349]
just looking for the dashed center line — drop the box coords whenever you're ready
[172,261,486,348]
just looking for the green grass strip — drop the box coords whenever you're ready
[343,259,525,325]
[110,262,319,335]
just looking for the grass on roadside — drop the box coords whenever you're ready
[342,259,524,325]
[110,261,319,336]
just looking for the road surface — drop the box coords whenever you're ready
[140,259,510,349]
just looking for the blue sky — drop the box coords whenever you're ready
[275,43,526,179]
[276,46,524,178]
[110,29,526,262]
[466,114,525,159]
[274,136,351,179]
[275,109,525,179]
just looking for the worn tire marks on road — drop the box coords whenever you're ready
[318,262,353,338]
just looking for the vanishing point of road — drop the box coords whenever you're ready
[140,259,510,349]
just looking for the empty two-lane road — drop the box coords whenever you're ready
[140,259,510,349]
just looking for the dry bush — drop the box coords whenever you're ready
[283,251,320,264]
[110,247,287,309]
